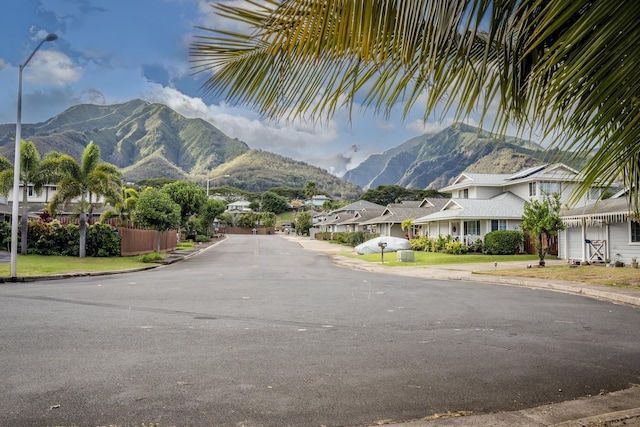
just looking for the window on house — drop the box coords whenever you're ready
[27,186,34,197]
[491,219,507,231]
[631,221,640,243]
[464,220,480,235]
[539,181,561,195]
[529,182,537,197]
[588,188,601,200]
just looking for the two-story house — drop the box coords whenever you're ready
[414,164,602,246]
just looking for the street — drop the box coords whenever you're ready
[1,234,639,426]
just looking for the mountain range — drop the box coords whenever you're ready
[343,123,555,190]
[0,100,567,198]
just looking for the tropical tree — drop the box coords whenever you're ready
[0,141,50,254]
[261,211,277,228]
[192,1,640,211]
[401,218,414,239]
[199,198,227,235]
[162,181,207,241]
[521,192,565,267]
[304,181,318,200]
[99,186,139,226]
[47,142,122,258]
[132,188,181,252]
[295,210,312,236]
[261,190,289,214]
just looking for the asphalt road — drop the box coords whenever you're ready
[1,235,639,427]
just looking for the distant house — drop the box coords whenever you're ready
[414,164,604,246]
[361,199,448,238]
[306,195,332,209]
[311,200,385,235]
[226,200,252,213]
[559,195,640,265]
[0,183,109,223]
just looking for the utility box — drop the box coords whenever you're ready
[396,250,415,262]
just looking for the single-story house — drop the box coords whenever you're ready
[360,199,448,238]
[560,195,640,265]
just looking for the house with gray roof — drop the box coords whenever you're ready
[311,200,385,234]
[559,194,640,265]
[360,199,448,238]
[414,163,604,246]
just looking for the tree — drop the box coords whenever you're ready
[521,193,565,267]
[47,142,122,258]
[133,188,181,252]
[0,143,29,253]
[162,181,207,240]
[304,181,318,200]
[99,186,139,226]
[261,190,289,214]
[199,198,226,235]
[401,218,414,239]
[192,1,639,211]
[295,211,312,236]
[261,211,277,228]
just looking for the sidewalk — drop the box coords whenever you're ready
[280,234,640,427]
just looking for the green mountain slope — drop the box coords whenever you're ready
[207,150,363,199]
[0,100,362,198]
[343,123,549,189]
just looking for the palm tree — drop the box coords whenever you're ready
[191,1,640,210]
[99,186,139,226]
[47,142,122,258]
[0,141,51,254]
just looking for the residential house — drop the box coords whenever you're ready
[311,200,385,235]
[306,195,332,209]
[560,194,640,265]
[1,183,110,223]
[414,164,603,247]
[360,199,448,238]
[226,200,252,213]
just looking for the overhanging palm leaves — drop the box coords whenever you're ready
[191,0,640,210]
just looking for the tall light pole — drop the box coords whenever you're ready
[11,33,58,279]
[206,174,230,198]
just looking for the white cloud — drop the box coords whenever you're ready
[26,50,82,86]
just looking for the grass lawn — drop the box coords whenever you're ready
[0,254,152,277]
[341,250,542,266]
[477,265,640,288]
[341,248,640,289]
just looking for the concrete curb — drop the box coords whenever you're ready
[0,236,227,284]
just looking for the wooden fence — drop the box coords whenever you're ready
[118,227,177,256]
[523,234,558,255]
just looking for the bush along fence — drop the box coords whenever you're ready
[409,230,525,255]
[0,220,178,257]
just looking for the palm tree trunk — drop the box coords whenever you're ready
[79,212,87,258]
[20,186,29,255]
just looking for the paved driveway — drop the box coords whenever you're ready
[1,235,639,426]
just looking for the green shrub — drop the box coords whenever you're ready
[138,251,164,263]
[315,232,332,241]
[24,221,119,256]
[86,223,121,257]
[469,238,483,253]
[444,241,469,255]
[409,237,431,251]
[483,230,524,255]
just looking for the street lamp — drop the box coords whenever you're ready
[206,174,230,198]
[10,33,58,279]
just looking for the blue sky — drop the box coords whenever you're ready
[0,0,529,177]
